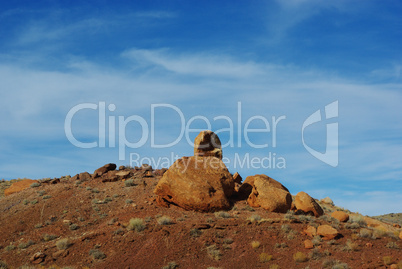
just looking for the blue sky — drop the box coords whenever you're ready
[1,0,401,215]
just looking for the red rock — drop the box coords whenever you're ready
[154,156,234,212]
[317,225,339,240]
[303,226,317,237]
[78,172,92,181]
[294,192,324,217]
[94,163,117,177]
[392,223,401,228]
[194,130,222,159]
[399,231,402,240]
[233,172,242,184]
[331,211,349,222]
[30,252,46,264]
[304,239,314,249]
[365,243,373,248]
[240,175,291,213]
[4,179,38,196]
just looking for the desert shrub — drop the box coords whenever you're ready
[104,197,113,203]
[162,261,178,269]
[299,215,313,222]
[0,261,8,269]
[23,199,29,205]
[89,249,106,260]
[69,224,79,230]
[190,228,202,237]
[322,259,350,269]
[43,234,58,241]
[86,186,92,191]
[127,218,145,232]
[124,179,136,187]
[206,217,215,223]
[214,211,231,219]
[157,216,174,225]
[42,195,52,199]
[31,200,38,205]
[383,256,394,266]
[30,182,41,188]
[386,241,399,249]
[125,199,133,204]
[223,238,234,244]
[113,228,125,235]
[251,241,261,249]
[274,242,288,249]
[56,238,71,250]
[342,239,358,252]
[281,224,292,233]
[293,251,308,262]
[359,228,372,238]
[247,214,261,223]
[206,245,221,260]
[92,188,100,193]
[18,240,35,249]
[242,205,255,212]
[284,210,296,220]
[372,228,388,239]
[4,245,15,251]
[348,215,366,227]
[259,253,273,263]
[37,190,46,196]
[309,248,326,260]
[34,223,43,229]
[326,239,337,245]
[345,222,360,229]
[312,235,322,246]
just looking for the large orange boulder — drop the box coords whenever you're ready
[4,179,38,196]
[154,156,234,212]
[93,163,116,178]
[239,174,291,213]
[294,191,324,217]
[317,225,339,240]
[194,130,222,159]
[331,211,349,222]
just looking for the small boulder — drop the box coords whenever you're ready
[79,172,92,181]
[4,179,38,196]
[154,156,234,212]
[194,130,222,159]
[303,225,317,237]
[94,163,117,177]
[331,211,349,222]
[317,225,339,240]
[240,175,291,213]
[304,239,314,249]
[30,252,46,264]
[399,231,402,240]
[320,197,334,205]
[294,192,324,217]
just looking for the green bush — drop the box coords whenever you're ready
[157,216,174,225]
[127,218,145,232]
[89,249,106,260]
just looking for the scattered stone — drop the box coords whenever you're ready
[78,172,92,181]
[119,165,126,170]
[392,223,401,228]
[317,225,339,240]
[233,172,242,184]
[30,252,46,264]
[399,231,402,240]
[4,179,38,196]
[239,174,291,213]
[365,243,373,248]
[331,211,349,222]
[303,226,317,237]
[304,239,314,249]
[154,156,234,212]
[94,163,117,177]
[320,197,334,205]
[390,264,398,269]
[53,250,69,259]
[193,130,222,159]
[141,164,152,171]
[294,192,324,217]
[144,171,153,177]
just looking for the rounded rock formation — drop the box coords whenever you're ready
[194,130,222,159]
[331,211,349,222]
[239,174,291,213]
[294,191,324,217]
[154,156,234,212]
[317,224,339,240]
